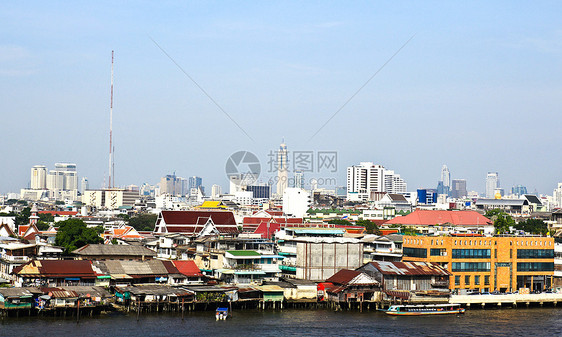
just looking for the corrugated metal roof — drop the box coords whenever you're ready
[73,244,156,257]
[367,261,450,276]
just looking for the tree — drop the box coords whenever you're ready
[356,219,381,235]
[515,219,548,235]
[128,214,158,231]
[327,219,353,226]
[15,207,31,227]
[55,218,103,254]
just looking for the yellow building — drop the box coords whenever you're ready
[402,235,554,293]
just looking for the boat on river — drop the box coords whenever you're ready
[385,303,465,316]
[216,307,229,320]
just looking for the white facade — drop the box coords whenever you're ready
[383,169,407,194]
[282,188,311,218]
[346,162,384,201]
[211,184,222,199]
[30,165,47,189]
[276,142,288,196]
[441,165,451,189]
[553,183,562,208]
[486,172,500,198]
[82,189,140,209]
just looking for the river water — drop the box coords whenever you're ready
[1,308,561,337]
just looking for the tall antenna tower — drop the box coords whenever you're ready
[108,50,114,189]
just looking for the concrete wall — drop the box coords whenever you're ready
[296,242,363,281]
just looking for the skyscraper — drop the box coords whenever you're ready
[189,176,203,194]
[451,179,467,199]
[437,165,451,196]
[346,162,384,201]
[276,141,288,196]
[486,172,500,198]
[511,185,528,197]
[211,184,222,199]
[293,170,304,189]
[81,177,89,194]
[30,165,47,190]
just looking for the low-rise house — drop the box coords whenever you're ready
[357,261,451,303]
[216,250,282,285]
[73,244,156,261]
[0,242,35,283]
[0,287,42,310]
[265,279,317,301]
[114,285,195,307]
[13,260,97,287]
[361,234,403,263]
[324,269,380,303]
[152,210,239,237]
[91,259,170,286]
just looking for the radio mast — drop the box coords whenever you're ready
[108,50,114,189]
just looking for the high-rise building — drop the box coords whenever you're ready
[189,176,203,194]
[46,163,78,200]
[211,184,222,199]
[486,172,500,198]
[276,141,288,196]
[293,170,304,189]
[437,165,451,196]
[417,188,438,204]
[553,183,562,208]
[383,169,407,194]
[511,185,528,197]
[451,179,467,199]
[246,185,271,199]
[80,177,89,194]
[159,174,182,196]
[30,165,47,190]
[346,162,406,201]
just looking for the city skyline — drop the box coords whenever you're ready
[1,2,561,195]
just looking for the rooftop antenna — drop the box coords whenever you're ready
[108,50,114,189]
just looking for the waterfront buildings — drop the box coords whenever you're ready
[402,235,555,293]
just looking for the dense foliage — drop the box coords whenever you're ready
[485,209,515,234]
[515,218,549,235]
[128,214,158,231]
[356,219,381,235]
[55,219,103,254]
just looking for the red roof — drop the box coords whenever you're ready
[15,260,96,278]
[384,210,492,227]
[172,260,203,277]
[253,221,282,239]
[325,269,362,285]
[157,211,239,236]
[39,211,78,216]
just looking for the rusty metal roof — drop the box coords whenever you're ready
[367,261,451,276]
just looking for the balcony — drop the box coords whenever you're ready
[1,254,30,263]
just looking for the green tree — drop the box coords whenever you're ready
[327,219,353,226]
[55,218,103,254]
[128,213,158,231]
[491,212,514,234]
[515,219,548,235]
[356,219,381,235]
[15,207,31,227]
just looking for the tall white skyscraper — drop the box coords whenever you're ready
[45,163,78,200]
[486,172,500,198]
[553,183,562,208]
[30,165,47,189]
[294,170,304,189]
[383,169,407,194]
[276,141,288,196]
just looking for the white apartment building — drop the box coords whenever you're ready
[347,162,407,201]
[282,188,311,218]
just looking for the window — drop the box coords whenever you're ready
[517,262,554,271]
[510,249,512,258]
[494,249,497,258]
[404,247,427,258]
[517,249,554,259]
[475,275,480,285]
[452,262,491,272]
[465,275,470,285]
[455,275,460,286]
[452,249,490,259]
[431,248,446,256]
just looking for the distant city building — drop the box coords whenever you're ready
[485,172,500,198]
[82,189,139,209]
[293,170,304,189]
[417,188,438,204]
[246,185,271,199]
[211,184,222,199]
[511,185,528,197]
[30,165,47,190]
[282,188,311,218]
[81,177,89,194]
[347,162,406,201]
[189,176,203,194]
[437,165,451,196]
[451,179,467,199]
[159,174,183,196]
[553,183,562,208]
[276,141,288,196]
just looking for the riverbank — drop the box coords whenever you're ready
[1,307,561,337]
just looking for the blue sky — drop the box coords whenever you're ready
[1,1,561,195]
